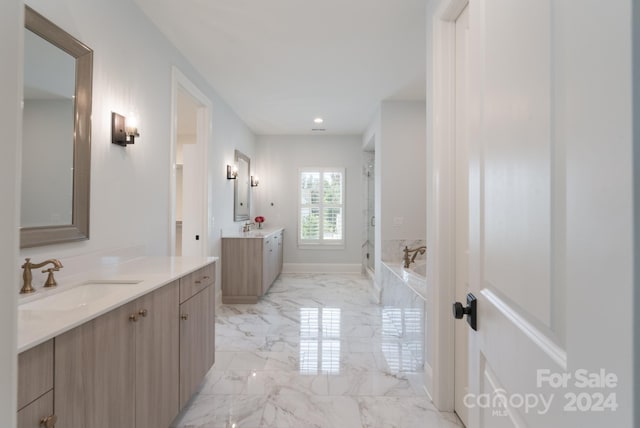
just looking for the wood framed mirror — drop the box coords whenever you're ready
[233,150,250,222]
[21,6,93,248]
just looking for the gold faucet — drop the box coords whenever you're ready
[20,258,63,294]
[403,246,426,268]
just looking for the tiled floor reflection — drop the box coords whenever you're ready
[172,273,463,428]
[381,307,424,373]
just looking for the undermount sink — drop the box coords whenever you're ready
[19,280,142,312]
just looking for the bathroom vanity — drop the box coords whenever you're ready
[16,257,216,428]
[221,228,284,303]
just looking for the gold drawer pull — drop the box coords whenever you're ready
[138,309,148,317]
[202,276,210,280]
[129,314,138,322]
[194,280,202,284]
[181,314,189,320]
[40,414,57,428]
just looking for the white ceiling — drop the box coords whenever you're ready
[134,0,426,135]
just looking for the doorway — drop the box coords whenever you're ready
[170,67,211,257]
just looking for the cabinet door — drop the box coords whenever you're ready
[179,285,215,409]
[55,302,136,428]
[267,234,281,287]
[262,238,272,294]
[18,339,53,411]
[135,281,179,428]
[277,231,284,275]
[17,390,53,428]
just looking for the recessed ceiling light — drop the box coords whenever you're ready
[313,117,324,124]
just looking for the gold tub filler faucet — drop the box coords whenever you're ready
[20,258,64,294]
[403,246,426,268]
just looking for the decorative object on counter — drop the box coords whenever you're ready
[227,164,238,179]
[111,111,139,146]
[255,216,265,229]
[251,175,259,187]
[403,245,426,268]
[20,258,63,294]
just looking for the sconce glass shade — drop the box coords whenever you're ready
[112,112,139,146]
[251,175,259,187]
[227,164,238,179]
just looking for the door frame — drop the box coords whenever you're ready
[169,66,212,256]
[425,0,469,412]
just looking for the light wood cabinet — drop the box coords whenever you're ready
[179,284,215,408]
[55,299,136,428]
[18,390,54,428]
[17,339,53,411]
[18,261,216,428]
[54,281,179,428]
[17,340,55,428]
[135,282,179,428]
[179,263,215,303]
[222,229,284,303]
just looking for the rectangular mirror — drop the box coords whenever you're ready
[234,150,250,222]
[21,6,93,248]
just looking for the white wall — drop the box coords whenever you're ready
[255,135,363,269]
[379,101,427,242]
[20,0,256,295]
[363,101,426,285]
[209,97,257,255]
[0,1,22,425]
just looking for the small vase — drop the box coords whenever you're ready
[258,223,263,229]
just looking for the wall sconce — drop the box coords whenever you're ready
[251,175,259,187]
[227,164,238,179]
[112,112,140,147]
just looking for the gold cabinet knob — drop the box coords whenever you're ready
[138,309,148,317]
[129,314,138,322]
[194,280,202,284]
[181,314,189,320]
[40,414,57,428]
[202,276,210,280]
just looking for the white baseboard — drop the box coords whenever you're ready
[282,263,361,274]
[370,278,382,304]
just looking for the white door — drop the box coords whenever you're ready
[181,141,204,257]
[454,4,470,427]
[461,1,634,427]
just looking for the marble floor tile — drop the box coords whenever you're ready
[173,273,463,428]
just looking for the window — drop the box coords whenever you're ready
[298,168,345,247]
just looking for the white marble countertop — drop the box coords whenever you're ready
[221,227,284,239]
[18,256,217,353]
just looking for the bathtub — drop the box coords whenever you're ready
[381,262,428,301]
[408,262,426,279]
[379,261,428,385]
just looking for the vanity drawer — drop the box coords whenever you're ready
[179,263,215,303]
[17,390,54,428]
[18,339,53,411]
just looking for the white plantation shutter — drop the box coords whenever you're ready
[299,168,345,246]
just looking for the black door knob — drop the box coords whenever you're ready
[452,301,470,319]
[452,293,477,331]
